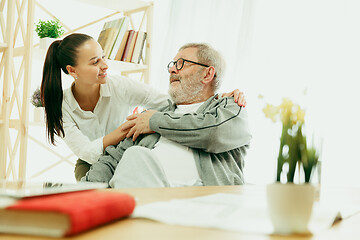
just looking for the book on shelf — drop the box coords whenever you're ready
[131,31,147,64]
[121,29,135,62]
[98,18,148,64]
[109,17,130,60]
[116,30,147,63]
[126,31,139,62]
[0,190,136,237]
[114,30,130,61]
[98,27,119,58]
[97,17,127,59]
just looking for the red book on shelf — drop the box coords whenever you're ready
[126,31,138,62]
[121,29,135,62]
[0,190,136,237]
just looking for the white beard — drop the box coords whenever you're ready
[168,71,204,104]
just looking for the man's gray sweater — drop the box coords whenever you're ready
[82,95,252,186]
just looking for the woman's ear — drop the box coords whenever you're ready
[201,66,216,85]
[66,65,77,79]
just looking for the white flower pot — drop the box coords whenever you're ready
[266,183,315,235]
[39,37,56,50]
[33,107,45,122]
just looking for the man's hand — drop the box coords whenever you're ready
[221,89,247,107]
[122,109,157,141]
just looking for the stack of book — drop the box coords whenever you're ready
[97,17,147,64]
[0,184,136,237]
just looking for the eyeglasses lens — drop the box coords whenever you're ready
[176,59,184,70]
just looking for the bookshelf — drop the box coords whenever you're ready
[74,0,153,83]
[0,0,154,182]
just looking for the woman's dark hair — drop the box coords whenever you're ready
[41,33,93,145]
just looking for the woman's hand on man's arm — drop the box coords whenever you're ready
[221,89,247,107]
[102,123,131,150]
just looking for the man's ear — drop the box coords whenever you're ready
[201,66,216,85]
[66,65,77,79]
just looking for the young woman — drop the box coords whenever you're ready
[41,33,246,180]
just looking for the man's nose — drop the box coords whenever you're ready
[168,64,178,74]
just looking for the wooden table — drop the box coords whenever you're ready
[2,185,360,240]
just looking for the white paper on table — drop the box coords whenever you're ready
[310,202,360,232]
[132,193,272,234]
[132,193,360,235]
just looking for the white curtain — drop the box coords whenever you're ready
[150,0,360,187]
[150,0,255,94]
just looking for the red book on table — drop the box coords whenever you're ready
[0,190,136,237]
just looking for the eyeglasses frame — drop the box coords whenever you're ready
[167,58,210,72]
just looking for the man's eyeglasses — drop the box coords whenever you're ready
[167,58,210,72]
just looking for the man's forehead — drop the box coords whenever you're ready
[174,47,198,60]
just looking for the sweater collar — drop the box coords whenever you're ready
[169,94,218,112]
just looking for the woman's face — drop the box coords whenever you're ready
[70,39,108,86]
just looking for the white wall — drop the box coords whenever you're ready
[150,0,360,187]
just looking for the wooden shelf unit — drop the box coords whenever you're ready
[0,0,154,182]
[0,0,35,182]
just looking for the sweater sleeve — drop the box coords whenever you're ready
[81,138,136,183]
[81,133,161,183]
[149,97,252,154]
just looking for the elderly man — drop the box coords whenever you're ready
[82,43,252,188]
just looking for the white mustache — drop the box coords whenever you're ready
[170,75,180,82]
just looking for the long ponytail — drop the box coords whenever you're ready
[40,33,93,145]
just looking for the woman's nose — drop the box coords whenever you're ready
[101,59,109,70]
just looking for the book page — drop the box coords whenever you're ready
[0,181,108,199]
[133,193,272,234]
[132,193,360,235]
[0,197,16,208]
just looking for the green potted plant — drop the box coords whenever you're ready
[261,97,320,234]
[262,98,319,183]
[35,19,65,49]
